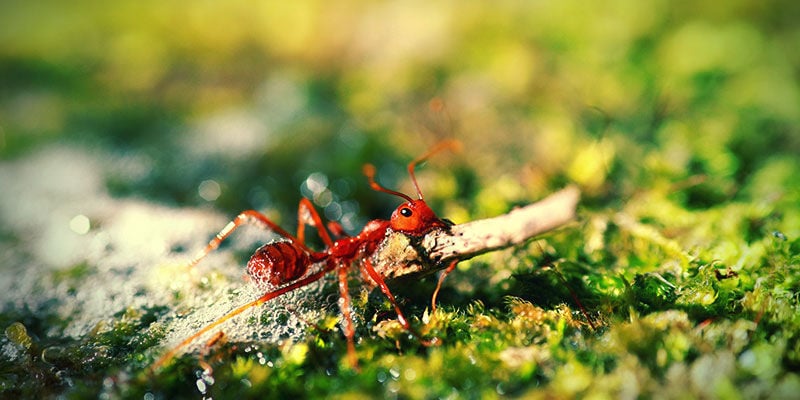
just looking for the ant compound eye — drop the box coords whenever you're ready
[400,207,413,217]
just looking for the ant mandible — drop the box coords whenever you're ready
[152,140,460,371]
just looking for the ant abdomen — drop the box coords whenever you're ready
[247,241,310,286]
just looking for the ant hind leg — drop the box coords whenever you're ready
[187,210,301,269]
[150,265,334,372]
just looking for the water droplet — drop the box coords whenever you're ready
[196,379,207,394]
[41,345,68,364]
[69,214,91,234]
[404,368,417,381]
[497,382,509,395]
[304,172,329,195]
[313,189,333,207]
[324,202,343,221]
[198,180,221,201]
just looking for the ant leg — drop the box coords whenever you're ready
[430,260,458,314]
[284,306,330,334]
[197,331,225,374]
[547,263,597,330]
[327,221,347,239]
[187,210,302,269]
[361,258,438,346]
[296,198,334,247]
[407,139,461,172]
[150,263,335,372]
[405,140,461,198]
[336,262,359,370]
[205,330,225,347]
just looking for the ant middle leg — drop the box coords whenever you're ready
[327,221,348,239]
[296,198,334,247]
[361,258,439,346]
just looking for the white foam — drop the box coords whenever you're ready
[0,146,330,356]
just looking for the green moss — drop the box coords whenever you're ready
[2,1,799,398]
[4,322,32,351]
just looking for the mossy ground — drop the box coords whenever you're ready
[1,1,799,399]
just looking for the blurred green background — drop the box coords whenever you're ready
[1,0,799,398]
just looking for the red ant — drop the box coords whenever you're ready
[152,140,460,371]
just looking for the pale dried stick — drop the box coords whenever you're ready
[370,185,581,281]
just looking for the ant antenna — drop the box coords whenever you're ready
[363,164,413,202]
[363,140,461,201]
[407,139,461,200]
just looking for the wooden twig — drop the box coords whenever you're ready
[370,185,581,281]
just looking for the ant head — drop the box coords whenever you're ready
[362,140,459,235]
[389,199,448,235]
